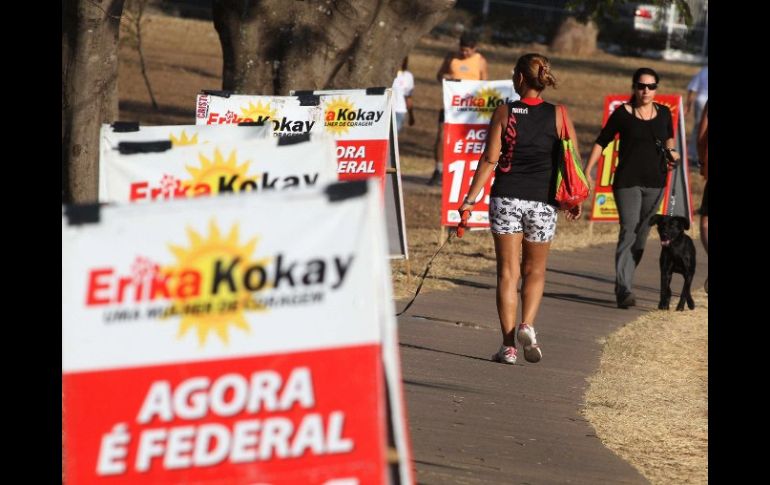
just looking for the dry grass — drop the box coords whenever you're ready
[583,290,708,484]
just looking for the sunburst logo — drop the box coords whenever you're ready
[240,101,278,123]
[324,96,356,135]
[166,220,270,346]
[185,148,255,194]
[476,87,502,119]
[169,130,200,147]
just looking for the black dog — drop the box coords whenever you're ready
[649,214,696,311]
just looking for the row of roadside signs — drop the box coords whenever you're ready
[64,88,414,484]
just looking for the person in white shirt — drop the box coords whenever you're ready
[392,57,415,133]
[685,65,707,164]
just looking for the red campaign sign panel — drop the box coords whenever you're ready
[440,123,494,227]
[336,139,388,196]
[588,94,693,222]
[63,345,385,484]
[63,184,400,484]
[439,79,516,228]
[195,93,390,185]
[335,140,387,181]
[195,91,409,259]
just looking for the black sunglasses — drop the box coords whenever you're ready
[635,82,658,91]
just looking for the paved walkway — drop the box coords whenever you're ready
[396,237,708,484]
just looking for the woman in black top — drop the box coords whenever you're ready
[584,67,681,308]
[458,54,581,365]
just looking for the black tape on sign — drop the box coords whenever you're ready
[292,90,315,97]
[365,87,386,95]
[298,95,320,106]
[110,121,140,132]
[202,89,232,98]
[238,121,266,126]
[118,140,173,154]
[64,203,101,225]
[277,133,311,146]
[325,180,368,202]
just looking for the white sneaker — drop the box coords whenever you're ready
[517,323,542,363]
[495,345,517,364]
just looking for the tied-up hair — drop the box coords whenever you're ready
[514,53,557,91]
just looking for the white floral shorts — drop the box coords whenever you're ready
[489,197,557,242]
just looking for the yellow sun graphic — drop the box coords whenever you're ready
[185,148,255,194]
[169,130,200,147]
[166,220,270,346]
[476,87,502,119]
[323,96,355,135]
[240,101,278,123]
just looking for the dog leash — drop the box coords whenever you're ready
[396,210,470,317]
[667,154,677,216]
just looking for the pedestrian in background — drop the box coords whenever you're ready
[392,56,415,133]
[584,67,680,309]
[430,32,488,186]
[685,65,708,166]
[458,54,581,365]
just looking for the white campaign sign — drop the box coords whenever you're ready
[442,79,516,125]
[197,90,409,259]
[98,135,338,203]
[64,180,389,373]
[197,92,390,141]
[440,80,518,227]
[62,180,407,484]
[196,94,323,135]
[99,123,271,148]
[99,124,271,198]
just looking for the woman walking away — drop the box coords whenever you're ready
[458,53,581,365]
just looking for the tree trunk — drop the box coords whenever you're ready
[549,16,598,56]
[62,0,125,203]
[213,0,455,95]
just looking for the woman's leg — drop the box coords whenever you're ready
[631,187,665,261]
[520,239,552,325]
[395,112,406,133]
[515,201,557,363]
[613,186,643,300]
[433,121,442,168]
[429,111,444,185]
[493,233,524,346]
